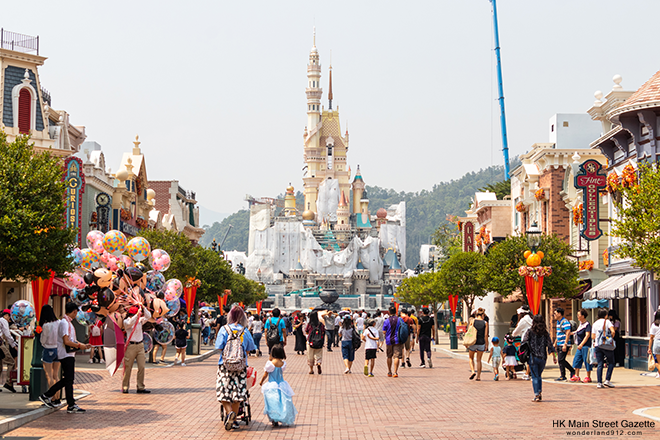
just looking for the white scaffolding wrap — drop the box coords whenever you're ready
[379,202,406,270]
[246,220,384,284]
[248,204,271,255]
[316,179,340,223]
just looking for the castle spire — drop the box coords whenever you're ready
[328,64,333,110]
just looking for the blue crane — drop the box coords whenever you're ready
[490,0,511,179]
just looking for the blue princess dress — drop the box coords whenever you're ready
[262,360,297,426]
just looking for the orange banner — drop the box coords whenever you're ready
[525,275,544,315]
[256,301,262,315]
[31,271,55,322]
[183,286,197,323]
[448,295,458,321]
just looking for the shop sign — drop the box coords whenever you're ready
[463,221,474,252]
[120,221,138,237]
[574,159,607,240]
[63,157,85,244]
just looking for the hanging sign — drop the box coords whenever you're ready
[574,159,607,241]
[463,221,474,252]
[63,157,85,245]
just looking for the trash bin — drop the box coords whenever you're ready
[187,323,202,356]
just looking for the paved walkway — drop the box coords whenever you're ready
[5,342,660,439]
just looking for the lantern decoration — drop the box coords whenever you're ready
[31,271,55,322]
[448,294,458,323]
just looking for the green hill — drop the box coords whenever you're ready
[199,163,513,268]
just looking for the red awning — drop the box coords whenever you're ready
[51,278,71,297]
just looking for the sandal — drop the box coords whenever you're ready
[469,373,476,380]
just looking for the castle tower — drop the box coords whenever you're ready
[302,30,351,216]
[336,191,350,230]
[351,166,365,214]
[284,184,296,217]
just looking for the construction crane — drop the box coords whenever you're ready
[490,0,511,179]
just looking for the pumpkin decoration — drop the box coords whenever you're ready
[526,253,542,267]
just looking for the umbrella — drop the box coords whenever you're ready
[338,310,350,316]
[301,308,312,315]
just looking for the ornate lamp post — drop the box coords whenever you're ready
[519,222,551,315]
[448,294,459,349]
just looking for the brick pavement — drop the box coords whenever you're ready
[7,345,660,440]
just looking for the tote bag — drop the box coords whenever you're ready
[462,325,477,347]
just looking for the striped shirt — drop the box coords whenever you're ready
[556,318,571,346]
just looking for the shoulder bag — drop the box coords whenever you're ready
[462,324,477,347]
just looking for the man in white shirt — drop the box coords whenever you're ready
[40,302,91,413]
[122,305,152,394]
[512,305,533,380]
[0,309,18,392]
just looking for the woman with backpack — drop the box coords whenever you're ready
[522,314,557,402]
[592,309,616,389]
[88,315,105,364]
[215,306,256,431]
[338,316,356,374]
[305,311,325,374]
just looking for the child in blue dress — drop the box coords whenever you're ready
[259,344,297,427]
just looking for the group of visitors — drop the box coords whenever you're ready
[474,304,628,403]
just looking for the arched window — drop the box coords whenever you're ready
[18,88,32,134]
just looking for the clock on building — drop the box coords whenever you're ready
[96,192,110,207]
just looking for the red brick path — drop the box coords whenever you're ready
[8,346,660,439]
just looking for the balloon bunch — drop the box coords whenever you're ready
[65,230,184,349]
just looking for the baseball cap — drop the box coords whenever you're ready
[491,337,499,343]
[2,309,10,315]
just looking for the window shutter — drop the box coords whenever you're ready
[18,88,32,134]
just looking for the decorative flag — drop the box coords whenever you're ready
[183,286,198,323]
[31,271,55,322]
[525,275,544,315]
[256,301,263,315]
[394,302,399,314]
[448,295,458,322]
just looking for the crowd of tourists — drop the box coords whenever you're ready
[466,304,632,403]
[215,304,435,431]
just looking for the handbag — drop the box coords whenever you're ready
[649,354,657,372]
[598,326,616,351]
[589,346,597,365]
[462,325,477,347]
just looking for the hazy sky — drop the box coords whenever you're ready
[6,1,660,215]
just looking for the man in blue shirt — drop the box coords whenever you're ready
[382,306,404,377]
[265,308,287,354]
[553,307,575,381]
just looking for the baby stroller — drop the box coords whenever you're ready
[504,334,526,379]
[220,396,252,426]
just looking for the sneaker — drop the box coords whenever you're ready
[401,362,406,368]
[100,359,105,364]
[317,365,322,374]
[570,376,581,382]
[393,373,398,378]
[554,377,567,381]
[136,389,151,394]
[88,359,94,363]
[181,363,186,367]
[582,377,592,383]
[51,399,63,407]
[368,373,374,377]
[225,411,236,431]
[364,366,369,375]
[494,374,499,381]
[39,394,55,408]
[406,358,412,368]
[604,380,615,388]
[387,372,393,377]
[597,382,604,388]
[428,358,433,368]
[67,404,86,413]
[3,383,16,393]
[420,364,426,368]
[344,368,350,374]
[522,374,530,381]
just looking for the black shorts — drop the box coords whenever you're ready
[365,349,377,360]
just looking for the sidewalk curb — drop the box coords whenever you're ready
[0,390,91,436]
[161,348,219,367]
[633,407,660,422]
